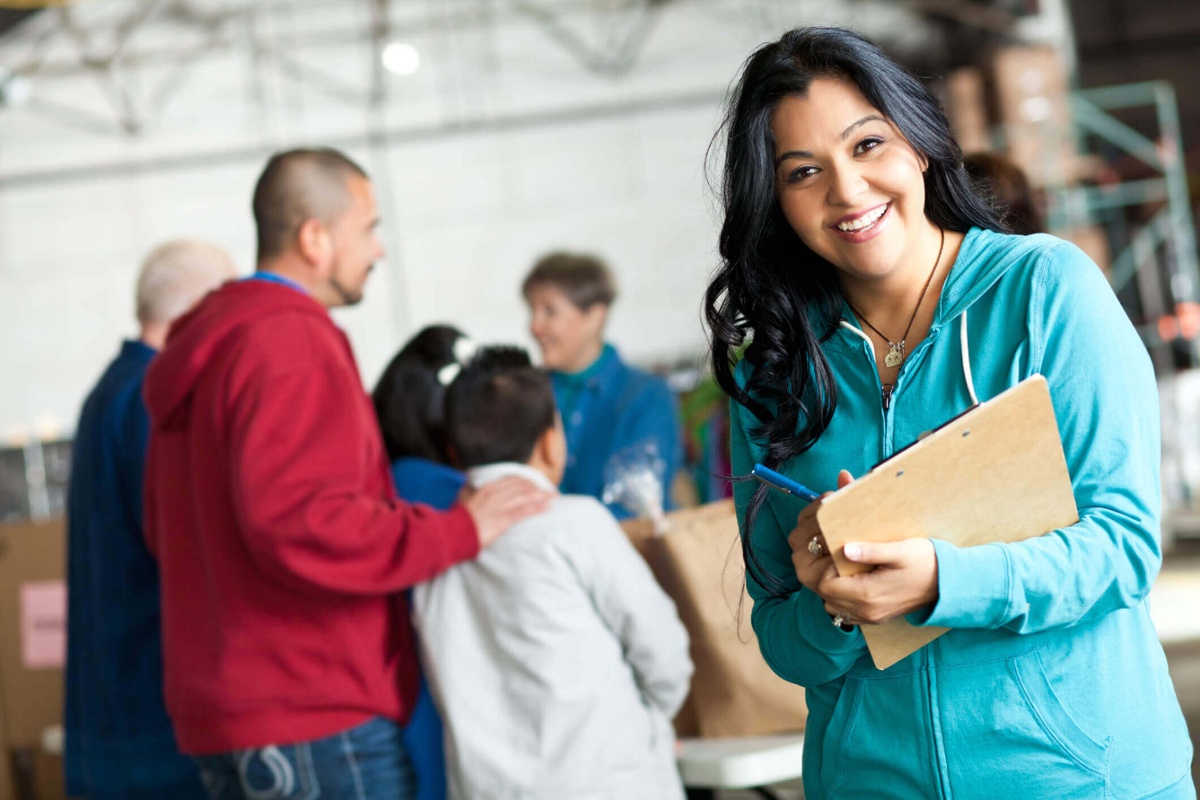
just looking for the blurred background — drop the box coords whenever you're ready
[1,0,1199,524]
[1,0,1200,515]
[0,1,1197,797]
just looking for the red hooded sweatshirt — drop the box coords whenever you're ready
[142,278,479,754]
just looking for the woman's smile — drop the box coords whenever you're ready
[832,202,891,241]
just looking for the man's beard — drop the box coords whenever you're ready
[329,272,364,306]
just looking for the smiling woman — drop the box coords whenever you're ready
[521,251,682,519]
[705,26,1195,800]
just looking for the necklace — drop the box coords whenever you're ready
[848,228,945,369]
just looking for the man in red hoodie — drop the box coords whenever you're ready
[143,148,548,800]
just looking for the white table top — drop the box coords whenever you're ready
[676,733,805,789]
[1150,568,1200,644]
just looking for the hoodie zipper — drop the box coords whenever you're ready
[838,320,899,461]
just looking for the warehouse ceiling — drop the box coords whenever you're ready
[0,0,1059,185]
[0,0,1042,119]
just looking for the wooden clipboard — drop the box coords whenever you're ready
[815,375,1079,670]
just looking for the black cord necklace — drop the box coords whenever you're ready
[847,227,946,368]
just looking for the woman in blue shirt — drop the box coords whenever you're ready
[522,251,682,519]
[372,324,473,800]
[704,26,1193,800]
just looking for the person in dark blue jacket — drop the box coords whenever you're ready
[371,323,473,800]
[65,239,235,800]
[522,252,682,520]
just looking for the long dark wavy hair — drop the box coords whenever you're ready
[704,27,1004,596]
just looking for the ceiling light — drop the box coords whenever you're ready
[381,42,420,76]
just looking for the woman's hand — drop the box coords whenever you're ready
[817,538,940,625]
[787,498,837,593]
[787,470,854,593]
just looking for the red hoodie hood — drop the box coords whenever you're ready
[144,280,331,430]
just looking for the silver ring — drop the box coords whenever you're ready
[831,613,846,628]
[807,536,824,557]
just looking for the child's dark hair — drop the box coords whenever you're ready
[372,324,467,464]
[446,345,557,468]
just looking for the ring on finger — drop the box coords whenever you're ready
[831,612,846,628]
[807,535,824,557]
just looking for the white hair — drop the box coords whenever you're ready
[135,239,238,325]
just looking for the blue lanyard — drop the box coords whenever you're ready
[245,271,307,295]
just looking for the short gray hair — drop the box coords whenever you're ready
[521,251,617,310]
[135,239,238,325]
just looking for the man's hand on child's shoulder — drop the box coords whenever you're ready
[461,477,552,548]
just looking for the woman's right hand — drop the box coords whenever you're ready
[786,470,854,592]
[787,494,837,593]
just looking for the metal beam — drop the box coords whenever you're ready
[513,0,662,77]
[0,84,726,188]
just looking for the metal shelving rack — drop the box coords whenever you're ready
[1046,80,1200,370]
[0,440,70,524]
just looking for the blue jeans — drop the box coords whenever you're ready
[194,717,416,800]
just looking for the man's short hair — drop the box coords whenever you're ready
[252,148,368,263]
[521,251,617,310]
[446,346,557,468]
[136,239,237,325]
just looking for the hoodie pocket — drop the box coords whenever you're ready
[1010,648,1110,773]
[818,648,1114,800]
[940,647,1111,798]
[819,676,864,794]
[821,674,935,799]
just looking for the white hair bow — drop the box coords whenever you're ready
[437,336,479,386]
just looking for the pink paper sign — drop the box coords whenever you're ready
[20,580,67,669]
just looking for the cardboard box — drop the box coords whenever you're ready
[989,44,1077,187]
[944,67,993,155]
[35,752,65,799]
[7,750,66,800]
[0,518,67,798]
[1,707,14,799]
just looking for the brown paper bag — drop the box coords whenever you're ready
[623,500,807,738]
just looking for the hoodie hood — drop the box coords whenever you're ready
[144,280,329,430]
[935,227,1058,323]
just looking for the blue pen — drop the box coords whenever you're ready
[751,463,820,502]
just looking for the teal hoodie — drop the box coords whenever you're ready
[732,228,1194,800]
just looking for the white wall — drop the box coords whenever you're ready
[0,0,937,439]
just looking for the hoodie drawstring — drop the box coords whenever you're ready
[960,309,978,406]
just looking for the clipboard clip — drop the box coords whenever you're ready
[868,401,982,472]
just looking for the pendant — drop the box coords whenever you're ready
[884,346,904,368]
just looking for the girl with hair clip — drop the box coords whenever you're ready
[371,323,476,800]
[705,26,1194,800]
[373,324,476,509]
